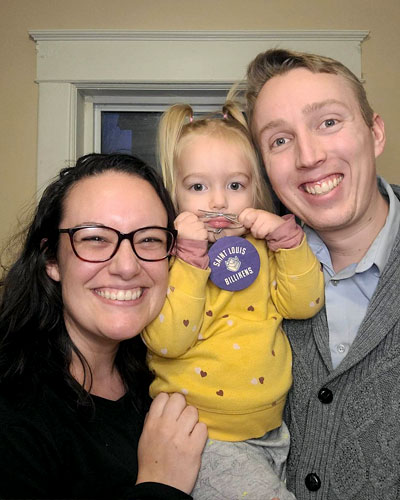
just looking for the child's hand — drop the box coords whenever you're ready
[175,212,208,241]
[238,208,286,240]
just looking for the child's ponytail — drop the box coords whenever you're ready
[158,104,193,207]
[222,84,250,132]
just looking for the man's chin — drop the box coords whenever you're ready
[302,214,353,233]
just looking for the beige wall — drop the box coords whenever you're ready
[1,0,399,250]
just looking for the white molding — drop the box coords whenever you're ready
[30,29,369,190]
[76,82,234,89]
[29,29,369,42]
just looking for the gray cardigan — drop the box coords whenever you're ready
[284,184,400,500]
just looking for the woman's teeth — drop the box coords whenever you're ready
[96,289,143,301]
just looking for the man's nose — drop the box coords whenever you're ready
[295,131,326,169]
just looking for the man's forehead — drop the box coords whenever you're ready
[261,68,352,97]
[254,69,357,119]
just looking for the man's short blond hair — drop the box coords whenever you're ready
[246,48,374,129]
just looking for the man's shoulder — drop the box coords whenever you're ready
[387,182,400,245]
[390,183,400,197]
[378,175,400,198]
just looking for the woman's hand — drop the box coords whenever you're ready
[136,392,208,494]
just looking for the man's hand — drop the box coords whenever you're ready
[137,393,208,494]
[175,212,209,241]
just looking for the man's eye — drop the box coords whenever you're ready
[190,183,205,192]
[322,118,337,128]
[229,182,242,191]
[272,137,288,148]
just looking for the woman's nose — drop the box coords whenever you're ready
[108,239,141,279]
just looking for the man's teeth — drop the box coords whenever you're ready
[96,289,143,301]
[304,175,343,195]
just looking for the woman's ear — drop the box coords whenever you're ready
[46,259,61,282]
[41,239,61,282]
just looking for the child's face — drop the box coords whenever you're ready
[176,134,255,240]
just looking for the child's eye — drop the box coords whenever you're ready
[228,182,242,191]
[190,183,206,192]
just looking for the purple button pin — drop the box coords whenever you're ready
[208,236,260,291]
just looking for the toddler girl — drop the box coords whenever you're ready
[142,95,324,499]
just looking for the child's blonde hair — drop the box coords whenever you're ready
[158,89,274,213]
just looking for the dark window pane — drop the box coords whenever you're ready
[101,111,162,171]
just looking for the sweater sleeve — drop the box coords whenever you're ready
[141,258,211,358]
[174,237,209,269]
[0,420,192,500]
[266,214,303,251]
[0,420,60,498]
[126,482,193,499]
[269,234,325,319]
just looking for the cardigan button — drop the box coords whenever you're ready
[305,473,321,491]
[318,387,333,404]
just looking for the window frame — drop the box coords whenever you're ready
[93,87,230,154]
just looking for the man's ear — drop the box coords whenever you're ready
[371,113,386,159]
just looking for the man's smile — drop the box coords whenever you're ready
[301,174,343,195]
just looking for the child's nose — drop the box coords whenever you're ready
[209,189,228,210]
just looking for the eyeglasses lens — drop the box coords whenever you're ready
[133,227,173,261]
[72,227,173,262]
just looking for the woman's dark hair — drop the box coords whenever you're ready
[0,153,176,412]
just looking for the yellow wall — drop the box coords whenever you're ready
[1,0,400,250]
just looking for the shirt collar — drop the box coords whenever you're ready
[303,177,400,278]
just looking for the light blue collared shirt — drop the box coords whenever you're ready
[304,178,400,369]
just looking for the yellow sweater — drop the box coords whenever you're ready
[142,235,324,441]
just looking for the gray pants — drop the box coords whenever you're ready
[192,422,296,500]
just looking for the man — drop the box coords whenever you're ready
[245,49,400,499]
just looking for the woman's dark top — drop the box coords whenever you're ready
[0,377,191,499]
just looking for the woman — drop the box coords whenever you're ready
[0,153,207,499]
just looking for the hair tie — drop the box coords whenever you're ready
[60,167,73,178]
[223,112,228,120]
[189,115,193,123]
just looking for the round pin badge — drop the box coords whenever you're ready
[208,236,260,291]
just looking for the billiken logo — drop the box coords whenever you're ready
[208,236,260,291]
[225,256,241,272]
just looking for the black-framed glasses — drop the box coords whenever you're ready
[59,225,177,263]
